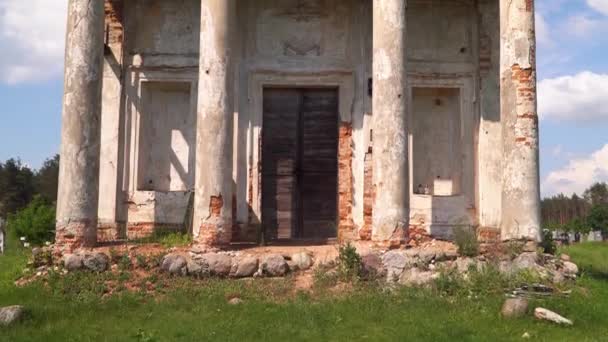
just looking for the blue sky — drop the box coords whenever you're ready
[0,0,607,198]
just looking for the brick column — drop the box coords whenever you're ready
[55,0,105,253]
[371,0,409,243]
[193,0,236,246]
[500,0,541,241]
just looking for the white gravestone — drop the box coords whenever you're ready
[0,218,5,254]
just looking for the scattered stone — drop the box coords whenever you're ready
[186,258,204,277]
[560,254,571,262]
[383,250,415,280]
[512,252,539,272]
[455,257,476,273]
[260,254,289,277]
[361,253,385,278]
[501,298,529,318]
[228,297,243,305]
[534,307,573,325]
[83,253,110,273]
[562,261,579,278]
[399,268,438,286]
[63,254,84,272]
[291,252,313,271]
[201,253,232,276]
[161,254,187,276]
[0,305,25,326]
[231,256,259,278]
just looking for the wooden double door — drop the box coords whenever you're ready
[262,88,339,241]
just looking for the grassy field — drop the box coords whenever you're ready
[1,240,608,341]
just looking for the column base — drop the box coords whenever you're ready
[54,220,97,255]
[196,219,232,247]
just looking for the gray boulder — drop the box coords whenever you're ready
[399,268,438,286]
[512,252,539,272]
[63,254,84,272]
[161,254,188,276]
[361,253,386,278]
[501,298,529,318]
[260,254,289,277]
[201,253,233,276]
[562,261,579,278]
[291,252,313,271]
[231,256,259,278]
[83,253,110,272]
[383,250,416,280]
[186,258,205,277]
[0,305,25,326]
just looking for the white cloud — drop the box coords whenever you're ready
[543,144,608,196]
[0,0,68,84]
[538,71,608,122]
[588,0,608,15]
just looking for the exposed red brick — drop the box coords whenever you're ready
[477,227,501,243]
[510,64,538,148]
[54,220,96,255]
[97,223,120,242]
[337,122,355,241]
[104,0,123,47]
[197,195,231,246]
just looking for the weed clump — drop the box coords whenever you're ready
[337,242,362,281]
[453,226,479,257]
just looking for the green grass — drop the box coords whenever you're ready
[133,230,192,248]
[1,241,608,341]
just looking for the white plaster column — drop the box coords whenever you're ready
[193,0,236,246]
[371,0,409,242]
[56,0,105,252]
[500,0,541,241]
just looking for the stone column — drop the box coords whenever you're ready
[371,0,409,243]
[55,0,105,253]
[500,0,541,241]
[193,0,236,246]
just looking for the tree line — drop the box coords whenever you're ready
[541,182,608,236]
[0,155,59,217]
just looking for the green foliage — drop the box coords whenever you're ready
[453,226,479,257]
[337,242,362,281]
[0,158,34,217]
[540,229,557,255]
[7,196,55,245]
[587,204,608,235]
[118,254,132,271]
[584,182,608,206]
[34,155,59,204]
[136,230,191,248]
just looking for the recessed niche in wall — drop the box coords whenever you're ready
[137,82,195,192]
[412,87,462,197]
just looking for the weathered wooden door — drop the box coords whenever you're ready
[262,88,339,241]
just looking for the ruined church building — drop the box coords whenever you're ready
[55,0,541,252]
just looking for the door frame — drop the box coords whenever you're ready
[246,72,355,243]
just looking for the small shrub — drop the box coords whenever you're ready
[135,254,148,269]
[118,254,132,271]
[7,196,55,245]
[540,229,556,255]
[337,243,362,281]
[453,225,479,257]
[109,248,122,264]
